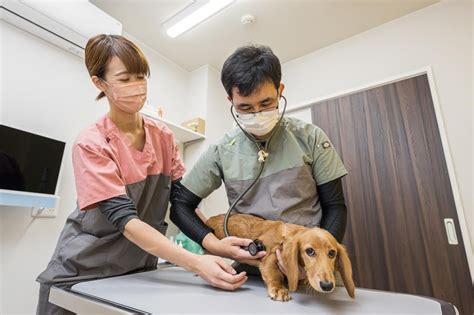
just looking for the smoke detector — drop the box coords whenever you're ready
[241,14,255,25]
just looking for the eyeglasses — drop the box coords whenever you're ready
[232,94,280,116]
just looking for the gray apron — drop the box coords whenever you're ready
[36,174,171,314]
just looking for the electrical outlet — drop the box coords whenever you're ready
[31,207,58,218]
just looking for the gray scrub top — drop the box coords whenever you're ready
[182,116,347,227]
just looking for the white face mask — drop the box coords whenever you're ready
[235,108,280,137]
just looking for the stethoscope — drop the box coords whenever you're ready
[223,94,287,256]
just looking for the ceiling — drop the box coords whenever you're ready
[91,0,438,71]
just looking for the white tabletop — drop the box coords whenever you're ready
[55,266,457,315]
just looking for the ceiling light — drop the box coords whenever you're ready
[165,0,235,39]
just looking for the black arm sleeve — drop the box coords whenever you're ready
[97,195,139,233]
[318,177,347,243]
[169,179,214,246]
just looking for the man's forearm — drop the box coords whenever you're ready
[318,177,347,243]
[169,179,214,246]
[202,232,224,254]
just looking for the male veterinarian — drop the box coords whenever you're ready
[170,45,348,275]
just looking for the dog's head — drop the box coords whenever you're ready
[281,227,355,298]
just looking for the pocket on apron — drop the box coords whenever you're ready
[56,233,109,273]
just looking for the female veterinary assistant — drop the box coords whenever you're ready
[36,35,247,315]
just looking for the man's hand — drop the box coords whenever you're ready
[214,236,266,262]
[275,249,307,280]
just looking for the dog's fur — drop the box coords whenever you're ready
[206,213,355,301]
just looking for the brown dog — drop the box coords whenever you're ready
[206,213,355,301]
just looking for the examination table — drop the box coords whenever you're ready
[49,265,458,314]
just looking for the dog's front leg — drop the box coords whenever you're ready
[260,252,291,301]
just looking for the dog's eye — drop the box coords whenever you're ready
[305,248,315,256]
[328,250,336,258]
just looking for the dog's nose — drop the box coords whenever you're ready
[320,281,334,292]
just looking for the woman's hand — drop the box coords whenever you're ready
[190,254,248,290]
[275,249,307,280]
[123,219,247,290]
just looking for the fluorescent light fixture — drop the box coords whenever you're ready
[166,0,234,38]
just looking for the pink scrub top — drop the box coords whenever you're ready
[37,114,185,285]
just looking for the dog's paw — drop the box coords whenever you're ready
[268,287,292,302]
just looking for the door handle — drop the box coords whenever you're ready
[444,218,459,245]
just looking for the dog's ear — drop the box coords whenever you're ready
[336,243,355,298]
[281,238,300,292]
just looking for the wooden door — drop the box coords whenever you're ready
[311,74,472,314]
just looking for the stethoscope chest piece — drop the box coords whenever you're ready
[244,239,266,256]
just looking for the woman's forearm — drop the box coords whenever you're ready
[123,218,199,272]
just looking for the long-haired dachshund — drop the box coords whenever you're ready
[206,213,355,301]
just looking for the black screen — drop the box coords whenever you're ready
[0,124,65,195]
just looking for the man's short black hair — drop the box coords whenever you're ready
[221,45,281,98]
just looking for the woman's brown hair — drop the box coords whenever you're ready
[85,34,150,100]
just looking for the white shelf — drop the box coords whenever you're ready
[0,189,59,208]
[140,106,205,144]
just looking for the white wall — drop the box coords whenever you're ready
[124,33,189,125]
[0,17,3,124]
[162,65,212,237]
[185,65,209,122]
[1,19,100,314]
[0,22,189,314]
[0,17,4,312]
[195,66,234,218]
[471,2,474,216]
[282,1,473,256]
[183,65,234,219]
[1,1,472,313]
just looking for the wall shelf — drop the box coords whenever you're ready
[0,189,59,208]
[140,106,205,144]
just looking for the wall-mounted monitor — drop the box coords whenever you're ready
[0,124,65,208]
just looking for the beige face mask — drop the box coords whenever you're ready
[234,108,280,137]
[103,80,147,114]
